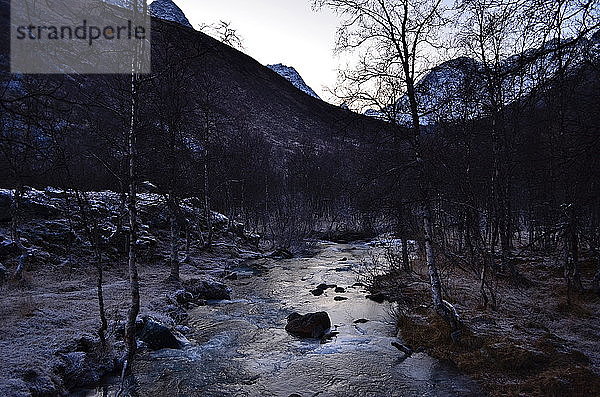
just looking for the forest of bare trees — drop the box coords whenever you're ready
[1,0,600,395]
[315,0,600,320]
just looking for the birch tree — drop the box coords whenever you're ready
[315,0,461,333]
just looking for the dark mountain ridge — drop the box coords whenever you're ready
[0,0,393,191]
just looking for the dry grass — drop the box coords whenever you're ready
[373,252,600,397]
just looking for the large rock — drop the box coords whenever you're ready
[57,351,112,390]
[55,334,116,390]
[268,248,293,259]
[21,368,61,397]
[138,317,188,350]
[366,292,387,303]
[0,240,22,259]
[43,187,67,199]
[182,277,231,301]
[285,312,331,339]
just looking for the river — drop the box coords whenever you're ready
[85,241,483,396]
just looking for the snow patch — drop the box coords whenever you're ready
[267,63,321,100]
[149,0,193,28]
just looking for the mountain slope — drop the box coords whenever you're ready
[0,0,392,190]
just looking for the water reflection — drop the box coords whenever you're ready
[78,241,483,397]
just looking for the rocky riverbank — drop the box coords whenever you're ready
[0,187,253,396]
[365,251,600,396]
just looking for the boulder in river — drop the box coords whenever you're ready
[334,287,346,293]
[267,248,294,259]
[172,289,194,305]
[285,312,332,338]
[311,289,324,296]
[138,317,188,350]
[224,272,238,280]
[316,283,336,291]
[182,277,231,301]
[366,292,387,303]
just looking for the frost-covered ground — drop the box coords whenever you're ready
[0,187,251,396]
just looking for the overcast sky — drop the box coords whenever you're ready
[171,0,342,100]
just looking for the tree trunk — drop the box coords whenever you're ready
[124,67,140,374]
[168,199,180,281]
[10,187,22,244]
[403,59,460,333]
[94,247,108,348]
[204,158,212,248]
[401,237,410,272]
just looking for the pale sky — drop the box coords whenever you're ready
[171,0,342,100]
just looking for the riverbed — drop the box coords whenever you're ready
[84,241,483,396]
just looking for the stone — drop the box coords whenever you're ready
[138,180,159,193]
[0,240,21,259]
[366,293,386,303]
[175,325,191,335]
[334,287,345,293]
[285,312,332,339]
[57,351,112,389]
[316,283,336,291]
[268,248,293,259]
[172,289,194,305]
[224,272,238,280]
[182,277,231,301]
[310,289,323,296]
[54,334,116,390]
[138,317,188,350]
[334,296,348,301]
[391,342,413,356]
[44,187,66,198]
[334,266,352,272]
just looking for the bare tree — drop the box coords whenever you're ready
[199,20,245,50]
[122,0,148,377]
[316,0,461,333]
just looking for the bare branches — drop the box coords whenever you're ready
[199,20,245,50]
[315,0,451,112]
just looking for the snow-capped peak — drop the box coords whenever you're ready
[149,0,193,28]
[267,64,321,100]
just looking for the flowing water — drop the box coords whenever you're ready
[84,241,483,397]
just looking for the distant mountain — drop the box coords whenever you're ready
[150,0,193,28]
[267,64,321,100]
[365,32,600,126]
[101,1,193,29]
